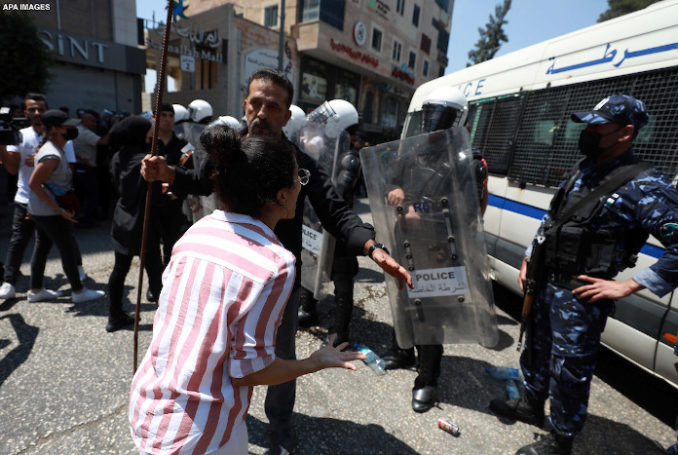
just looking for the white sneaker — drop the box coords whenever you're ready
[78,266,87,282]
[28,288,63,302]
[72,287,105,303]
[0,282,16,299]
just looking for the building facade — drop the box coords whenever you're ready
[18,0,145,114]
[187,0,453,141]
[143,3,298,119]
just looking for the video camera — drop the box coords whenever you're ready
[0,107,30,146]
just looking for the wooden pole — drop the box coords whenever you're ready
[133,0,174,373]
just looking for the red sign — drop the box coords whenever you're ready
[392,66,415,85]
[330,38,379,68]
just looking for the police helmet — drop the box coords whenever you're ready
[283,105,306,139]
[173,104,189,123]
[307,99,359,139]
[420,86,468,133]
[188,99,213,123]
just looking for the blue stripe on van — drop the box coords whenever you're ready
[488,193,665,259]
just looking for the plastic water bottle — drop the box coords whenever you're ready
[353,343,386,375]
[485,366,521,380]
[505,379,520,400]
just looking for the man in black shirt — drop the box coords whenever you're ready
[151,104,192,271]
[141,68,412,455]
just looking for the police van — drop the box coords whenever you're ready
[403,0,678,388]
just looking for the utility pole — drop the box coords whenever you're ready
[278,0,286,70]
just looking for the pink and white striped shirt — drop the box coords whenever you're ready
[129,210,295,455]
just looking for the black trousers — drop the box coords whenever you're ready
[30,214,83,291]
[107,250,163,316]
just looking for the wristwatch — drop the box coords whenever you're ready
[368,242,389,260]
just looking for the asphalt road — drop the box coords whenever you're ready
[0,201,675,454]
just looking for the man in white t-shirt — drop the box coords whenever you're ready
[0,94,85,300]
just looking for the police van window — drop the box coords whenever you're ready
[402,110,424,138]
[469,95,522,176]
[635,114,655,144]
[532,120,557,146]
[563,119,586,144]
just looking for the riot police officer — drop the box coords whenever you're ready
[489,95,678,455]
[297,100,362,347]
[380,86,489,413]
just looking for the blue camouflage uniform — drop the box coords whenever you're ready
[522,147,678,437]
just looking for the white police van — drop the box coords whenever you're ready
[403,0,678,388]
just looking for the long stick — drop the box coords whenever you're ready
[133,0,174,373]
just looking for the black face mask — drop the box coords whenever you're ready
[62,127,79,141]
[578,126,623,158]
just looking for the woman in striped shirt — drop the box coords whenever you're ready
[129,125,364,454]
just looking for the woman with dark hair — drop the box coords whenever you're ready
[27,110,105,303]
[129,125,364,454]
[106,116,164,332]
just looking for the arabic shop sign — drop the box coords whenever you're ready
[407,266,469,299]
[546,41,678,75]
[146,37,223,63]
[148,24,223,64]
[391,64,415,85]
[329,38,379,68]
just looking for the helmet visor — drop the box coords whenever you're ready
[421,104,460,132]
[307,101,336,125]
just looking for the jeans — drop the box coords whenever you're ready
[3,203,35,285]
[265,287,300,430]
[30,215,83,291]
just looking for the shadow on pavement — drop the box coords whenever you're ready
[0,313,39,388]
[246,413,419,454]
[572,414,666,454]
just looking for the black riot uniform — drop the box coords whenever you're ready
[381,88,488,413]
[298,138,363,346]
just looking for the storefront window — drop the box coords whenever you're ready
[301,72,327,104]
[381,96,398,128]
[335,82,357,106]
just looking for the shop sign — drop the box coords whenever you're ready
[391,63,415,85]
[353,22,367,47]
[39,29,145,74]
[180,55,195,72]
[330,38,378,68]
[146,37,223,63]
[152,24,221,49]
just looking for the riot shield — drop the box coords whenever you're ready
[299,127,350,298]
[360,128,498,348]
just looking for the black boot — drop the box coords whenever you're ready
[106,311,135,332]
[330,276,354,347]
[489,392,545,427]
[146,288,158,303]
[297,288,318,328]
[515,432,573,455]
[410,344,442,413]
[382,331,415,370]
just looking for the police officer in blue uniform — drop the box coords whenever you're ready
[490,94,678,455]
